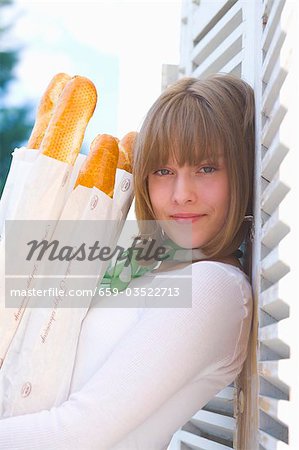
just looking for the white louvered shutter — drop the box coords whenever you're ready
[167,0,299,448]
[253,0,298,448]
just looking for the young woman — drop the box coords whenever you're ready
[0,73,255,449]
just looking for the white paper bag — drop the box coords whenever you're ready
[0,147,38,240]
[0,167,134,416]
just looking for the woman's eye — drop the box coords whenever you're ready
[198,166,216,174]
[154,168,172,176]
[153,166,217,176]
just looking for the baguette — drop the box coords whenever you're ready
[40,76,97,165]
[27,73,71,149]
[74,134,119,198]
[117,131,137,173]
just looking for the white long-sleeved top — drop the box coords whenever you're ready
[0,260,253,450]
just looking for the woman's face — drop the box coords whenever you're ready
[147,154,230,249]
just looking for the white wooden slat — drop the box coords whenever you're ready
[262,0,286,54]
[259,395,290,427]
[192,0,237,43]
[261,49,295,149]
[261,236,292,284]
[261,118,290,181]
[258,359,290,396]
[191,1,242,67]
[259,428,290,450]
[192,23,243,78]
[220,51,242,76]
[190,410,235,441]
[261,172,289,216]
[258,319,290,358]
[261,1,292,84]
[259,278,290,321]
[262,23,293,117]
[204,386,235,415]
[259,410,288,446]
[262,38,294,123]
[177,429,232,449]
[261,207,289,249]
[261,94,287,151]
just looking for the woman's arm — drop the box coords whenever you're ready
[0,262,252,450]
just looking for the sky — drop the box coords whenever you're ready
[5,0,182,152]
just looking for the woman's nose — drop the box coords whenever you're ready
[171,177,197,204]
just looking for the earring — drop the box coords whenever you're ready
[243,215,254,242]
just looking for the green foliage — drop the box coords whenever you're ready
[0,50,19,92]
[0,0,33,195]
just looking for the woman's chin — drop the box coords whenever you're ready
[164,228,199,249]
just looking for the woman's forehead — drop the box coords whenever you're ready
[164,149,225,165]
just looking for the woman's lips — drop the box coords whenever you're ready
[170,214,206,223]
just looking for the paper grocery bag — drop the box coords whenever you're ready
[0,169,134,416]
[0,147,38,240]
[0,151,85,391]
[0,149,86,240]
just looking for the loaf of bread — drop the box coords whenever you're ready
[40,76,97,165]
[27,73,71,149]
[74,134,119,198]
[117,131,137,173]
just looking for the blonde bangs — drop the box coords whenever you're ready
[143,93,223,172]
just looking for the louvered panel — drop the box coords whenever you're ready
[261,94,287,151]
[203,386,234,416]
[259,278,290,321]
[261,0,292,85]
[261,0,285,55]
[257,1,295,440]
[262,26,293,120]
[190,0,244,78]
[175,430,232,449]
[192,23,243,78]
[259,319,290,359]
[259,396,289,428]
[261,239,291,284]
[262,48,294,141]
[261,173,289,216]
[261,208,290,249]
[259,408,288,444]
[259,429,289,450]
[191,2,242,68]
[220,52,242,77]
[192,0,238,44]
[258,359,290,395]
[261,45,294,154]
[189,410,235,441]
[261,120,289,181]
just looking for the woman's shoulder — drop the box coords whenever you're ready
[191,259,252,309]
[192,258,250,283]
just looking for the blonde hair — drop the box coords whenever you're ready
[132,73,255,262]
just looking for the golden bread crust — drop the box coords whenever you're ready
[74,134,119,198]
[27,73,71,149]
[40,76,97,165]
[117,131,137,173]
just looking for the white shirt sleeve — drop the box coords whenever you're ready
[0,262,252,450]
